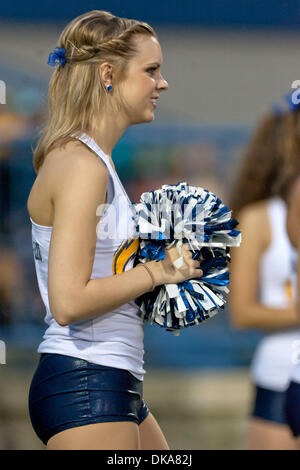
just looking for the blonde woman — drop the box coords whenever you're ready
[27,10,202,450]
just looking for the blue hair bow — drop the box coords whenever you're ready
[48,47,66,67]
[271,89,300,116]
[284,91,300,112]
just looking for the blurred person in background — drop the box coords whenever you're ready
[283,102,300,449]
[229,109,300,450]
[0,243,27,325]
[0,108,29,233]
[0,108,35,326]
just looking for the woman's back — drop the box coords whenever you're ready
[27,143,59,228]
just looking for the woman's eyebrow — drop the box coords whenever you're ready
[145,62,161,68]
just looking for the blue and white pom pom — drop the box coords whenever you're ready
[133,182,241,335]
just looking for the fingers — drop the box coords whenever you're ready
[182,244,192,258]
[183,250,202,276]
[168,243,203,277]
[193,260,203,277]
[182,243,190,251]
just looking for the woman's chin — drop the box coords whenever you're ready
[143,110,155,123]
[133,115,154,125]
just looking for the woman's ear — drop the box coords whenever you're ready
[98,62,113,89]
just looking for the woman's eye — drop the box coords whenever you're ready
[147,68,156,75]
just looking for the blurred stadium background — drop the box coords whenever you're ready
[1,0,300,449]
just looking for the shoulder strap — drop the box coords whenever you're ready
[266,197,286,244]
[72,132,115,204]
[74,132,113,171]
[74,132,133,207]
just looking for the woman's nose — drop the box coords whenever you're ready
[159,75,168,91]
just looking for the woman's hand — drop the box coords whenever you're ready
[145,243,203,287]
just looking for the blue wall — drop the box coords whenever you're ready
[1,0,300,27]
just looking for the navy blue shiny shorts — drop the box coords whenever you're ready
[28,353,150,445]
[286,381,300,437]
[251,385,288,425]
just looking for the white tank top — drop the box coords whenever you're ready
[251,197,300,391]
[30,133,145,381]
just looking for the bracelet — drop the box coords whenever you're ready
[140,263,156,292]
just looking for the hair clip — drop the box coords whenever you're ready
[284,91,300,112]
[48,47,67,67]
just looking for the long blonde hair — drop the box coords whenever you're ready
[33,10,156,173]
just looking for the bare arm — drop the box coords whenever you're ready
[48,144,201,326]
[229,202,299,330]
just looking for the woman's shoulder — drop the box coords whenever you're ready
[237,199,269,224]
[44,139,108,189]
[43,139,106,173]
[28,139,109,226]
[236,199,271,249]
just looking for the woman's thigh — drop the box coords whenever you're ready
[248,418,297,450]
[139,412,170,450]
[47,421,141,450]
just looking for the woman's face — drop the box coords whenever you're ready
[118,35,168,125]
